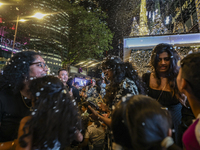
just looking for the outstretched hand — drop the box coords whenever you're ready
[88,106,99,120]
[88,105,112,128]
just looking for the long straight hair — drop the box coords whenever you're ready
[150,43,184,104]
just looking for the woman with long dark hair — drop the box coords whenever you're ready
[102,55,146,107]
[89,55,146,127]
[142,43,186,144]
[87,56,146,150]
[15,76,83,149]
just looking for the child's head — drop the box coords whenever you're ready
[112,95,172,150]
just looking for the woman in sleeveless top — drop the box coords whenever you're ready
[142,43,186,145]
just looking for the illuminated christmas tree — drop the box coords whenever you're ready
[139,0,149,35]
[150,0,168,35]
[173,21,184,33]
[151,14,168,35]
[129,17,139,36]
[195,0,200,30]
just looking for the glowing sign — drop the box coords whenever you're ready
[0,36,21,48]
[0,44,19,52]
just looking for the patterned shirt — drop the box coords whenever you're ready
[112,77,139,107]
[100,87,106,98]
[86,86,99,98]
[86,86,103,105]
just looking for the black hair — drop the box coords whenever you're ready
[58,68,67,75]
[102,55,146,105]
[112,99,133,149]
[96,79,102,94]
[150,43,183,104]
[81,115,89,136]
[126,95,172,150]
[180,52,200,100]
[67,78,73,89]
[112,95,172,150]
[19,76,82,149]
[0,51,40,93]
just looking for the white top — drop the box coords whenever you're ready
[85,123,105,147]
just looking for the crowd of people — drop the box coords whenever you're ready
[0,43,199,150]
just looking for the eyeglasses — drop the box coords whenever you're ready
[31,62,48,69]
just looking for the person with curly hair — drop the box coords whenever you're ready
[18,76,83,149]
[0,51,48,142]
[86,56,146,150]
[1,76,83,149]
[142,43,187,144]
[102,56,146,107]
[89,55,146,127]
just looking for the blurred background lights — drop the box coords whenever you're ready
[32,13,46,19]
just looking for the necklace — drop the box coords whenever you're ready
[21,94,33,111]
[157,84,167,102]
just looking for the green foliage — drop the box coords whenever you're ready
[0,0,113,65]
[64,3,113,64]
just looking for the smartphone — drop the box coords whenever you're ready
[87,100,99,114]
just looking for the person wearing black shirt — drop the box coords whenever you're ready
[67,78,81,105]
[0,51,48,142]
[142,43,187,145]
[74,82,81,104]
